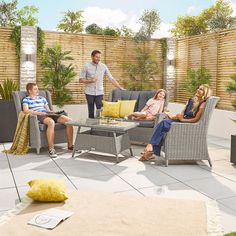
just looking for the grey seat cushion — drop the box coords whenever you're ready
[39,123,66,131]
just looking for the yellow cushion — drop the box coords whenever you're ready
[102,101,120,118]
[119,100,136,118]
[26,179,68,202]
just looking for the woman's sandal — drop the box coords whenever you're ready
[139,151,154,161]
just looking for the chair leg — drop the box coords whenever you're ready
[208,159,212,167]
[36,147,40,155]
[165,159,168,167]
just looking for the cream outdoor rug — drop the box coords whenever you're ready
[0,191,223,236]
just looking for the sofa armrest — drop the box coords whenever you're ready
[154,113,167,125]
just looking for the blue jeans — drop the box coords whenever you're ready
[149,119,174,156]
[86,94,103,118]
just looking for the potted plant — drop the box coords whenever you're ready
[227,59,236,164]
[41,44,77,107]
[0,79,18,142]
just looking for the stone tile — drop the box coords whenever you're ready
[118,169,178,189]
[8,157,57,172]
[58,159,113,178]
[201,160,236,175]
[101,157,155,175]
[12,168,67,187]
[218,196,236,212]
[185,176,236,200]
[156,164,216,182]
[139,182,210,201]
[0,171,15,189]
[70,175,133,193]
[218,204,236,234]
[208,149,230,161]
[0,188,19,211]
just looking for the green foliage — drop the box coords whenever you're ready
[10,25,21,58]
[123,48,159,90]
[160,38,167,60]
[10,26,44,59]
[226,58,236,110]
[172,0,236,37]
[135,9,161,41]
[17,5,39,26]
[103,27,120,36]
[57,10,84,33]
[182,67,211,94]
[85,23,103,35]
[119,25,134,37]
[0,0,18,27]
[86,24,133,37]
[42,44,77,107]
[224,232,236,236]
[0,79,18,100]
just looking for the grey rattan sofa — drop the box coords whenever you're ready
[162,96,219,167]
[106,89,168,144]
[13,90,67,154]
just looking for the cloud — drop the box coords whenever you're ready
[229,0,236,16]
[83,7,140,31]
[187,5,201,15]
[153,22,173,38]
[82,6,170,38]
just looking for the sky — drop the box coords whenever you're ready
[16,0,236,38]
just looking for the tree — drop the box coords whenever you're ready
[57,10,84,33]
[42,44,77,107]
[171,15,207,37]
[0,0,18,26]
[202,0,236,31]
[85,23,103,35]
[135,9,161,40]
[17,5,39,26]
[119,25,134,37]
[182,67,211,94]
[103,27,120,36]
[171,0,236,37]
[227,59,236,110]
[123,48,159,90]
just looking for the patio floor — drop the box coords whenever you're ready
[0,135,236,234]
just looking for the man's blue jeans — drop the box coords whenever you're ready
[85,94,103,118]
[149,119,174,156]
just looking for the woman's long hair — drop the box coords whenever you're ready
[153,89,166,100]
[192,84,212,113]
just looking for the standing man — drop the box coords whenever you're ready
[79,50,124,118]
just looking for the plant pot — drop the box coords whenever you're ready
[231,134,236,164]
[0,100,17,142]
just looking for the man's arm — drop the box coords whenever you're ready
[110,79,125,90]
[105,65,125,90]
[23,104,46,116]
[79,77,97,84]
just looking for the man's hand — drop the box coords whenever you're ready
[119,87,126,90]
[38,112,47,116]
[90,77,97,83]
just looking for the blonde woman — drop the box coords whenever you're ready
[125,89,166,121]
[139,84,212,161]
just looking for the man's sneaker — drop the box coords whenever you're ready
[48,148,57,158]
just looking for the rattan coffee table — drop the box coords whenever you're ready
[66,118,138,162]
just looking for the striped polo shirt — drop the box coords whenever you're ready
[22,96,48,112]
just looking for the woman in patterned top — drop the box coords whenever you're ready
[125,89,166,121]
[22,83,74,158]
[139,84,212,161]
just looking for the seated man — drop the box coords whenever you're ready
[22,82,73,158]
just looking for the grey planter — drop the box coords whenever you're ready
[0,100,17,142]
[231,134,236,164]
